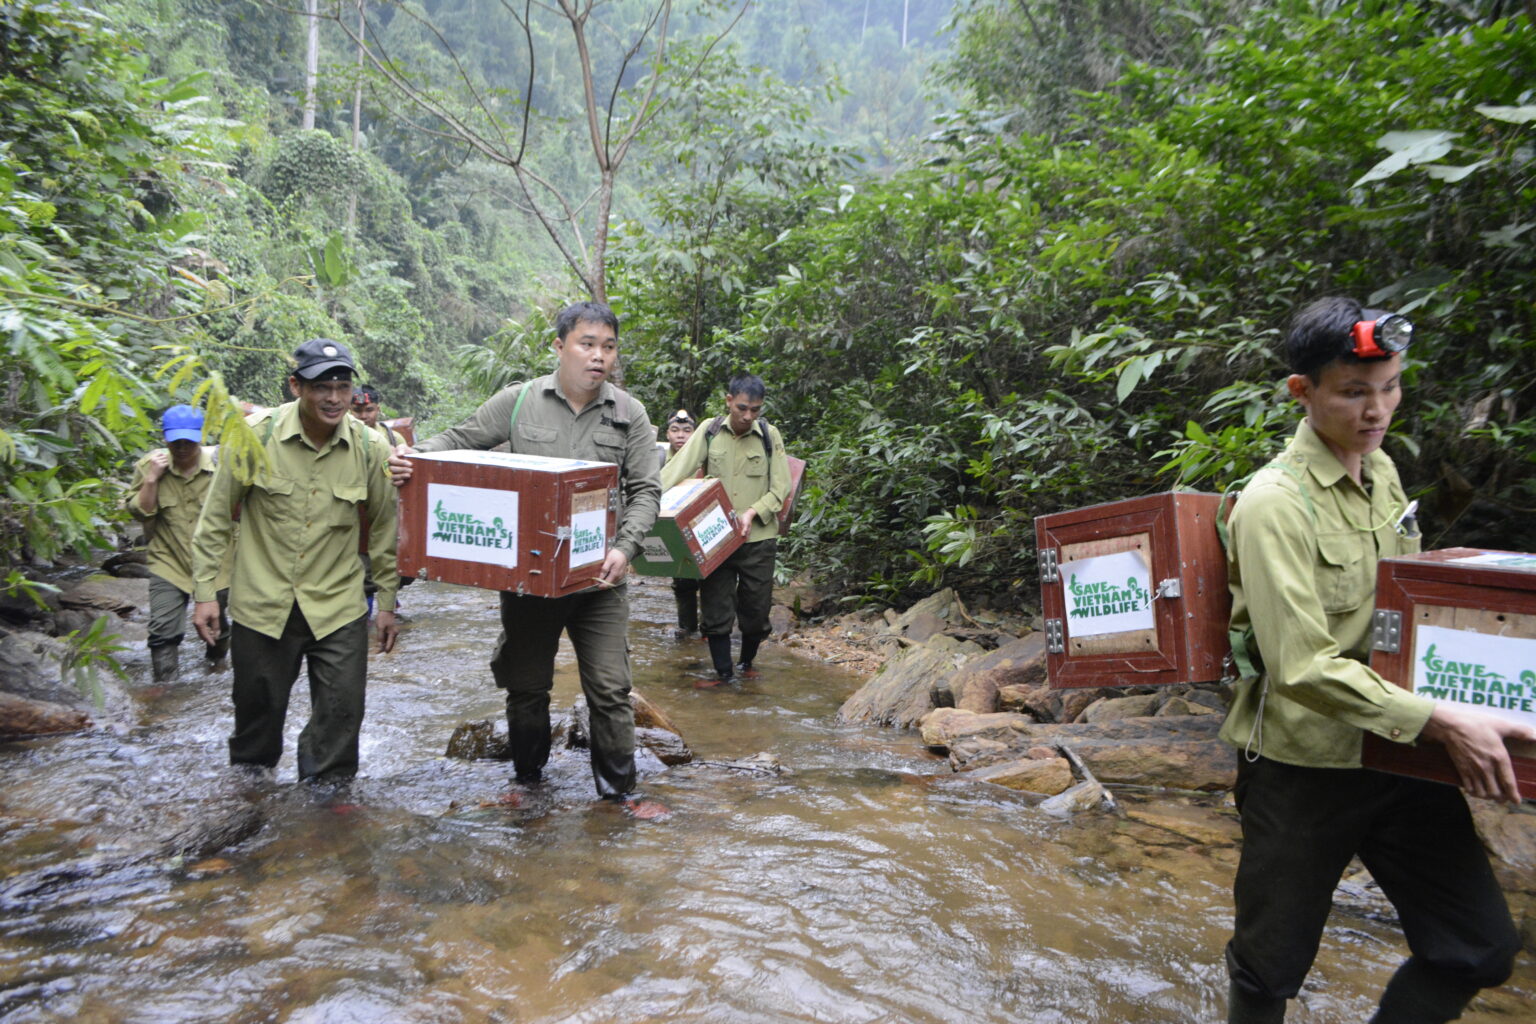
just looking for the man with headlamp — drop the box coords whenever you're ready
[1219,297,1531,1023]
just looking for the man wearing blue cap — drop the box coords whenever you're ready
[125,404,231,682]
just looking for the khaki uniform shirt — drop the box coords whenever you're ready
[413,373,661,562]
[1220,420,1432,768]
[191,402,399,639]
[124,447,229,593]
[661,417,791,544]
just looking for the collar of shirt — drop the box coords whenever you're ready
[168,446,218,480]
[1293,418,1391,495]
[545,373,618,415]
[722,417,765,440]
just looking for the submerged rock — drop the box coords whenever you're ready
[968,756,1073,795]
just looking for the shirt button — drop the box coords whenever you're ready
[1390,728,1401,738]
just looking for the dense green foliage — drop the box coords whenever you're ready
[3,0,1532,620]
[615,0,1536,603]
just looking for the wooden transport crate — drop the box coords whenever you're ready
[1362,548,1536,799]
[631,477,742,580]
[397,450,618,598]
[1036,491,1231,689]
[777,455,807,534]
[385,417,415,446]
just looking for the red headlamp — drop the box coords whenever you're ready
[1351,314,1413,360]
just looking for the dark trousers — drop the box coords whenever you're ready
[228,605,369,781]
[1227,757,1519,1022]
[671,576,700,633]
[700,537,776,644]
[490,585,635,799]
[148,575,228,653]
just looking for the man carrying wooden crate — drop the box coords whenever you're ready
[1220,296,1533,1023]
[388,302,664,814]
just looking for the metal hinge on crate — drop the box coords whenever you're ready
[1156,578,1182,599]
[1045,618,1065,654]
[1040,548,1060,584]
[1372,609,1402,653]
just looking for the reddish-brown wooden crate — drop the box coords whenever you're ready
[385,417,415,446]
[397,451,618,598]
[632,477,743,580]
[1363,548,1536,799]
[1036,492,1231,689]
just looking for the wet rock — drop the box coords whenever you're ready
[635,726,692,766]
[0,584,61,625]
[1040,780,1108,816]
[59,576,147,617]
[631,689,680,734]
[968,756,1073,795]
[567,690,693,766]
[1080,694,1162,723]
[922,708,1236,792]
[903,611,946,643]
[0,624,132,721]
[101,550,150,578]
[445,720,508,760]
[52,608,107,638]
[933,634,1048,714]
[1155,696,1219,717]
[838,635,986,729]
[768,604,793,637]
[1122,805,1240,847]
[0,690,91,737]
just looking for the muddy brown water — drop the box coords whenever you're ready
[1,579,1531,1023]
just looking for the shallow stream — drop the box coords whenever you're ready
[1,579,1530,1022]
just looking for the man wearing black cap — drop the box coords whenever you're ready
[190,339,400,782]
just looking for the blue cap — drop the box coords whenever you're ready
[161,404,204,444]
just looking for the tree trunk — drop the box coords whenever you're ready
[302,0,320,130]
[347,0,364,232]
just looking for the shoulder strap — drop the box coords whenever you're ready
[508,382,530,442]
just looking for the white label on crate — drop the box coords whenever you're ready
[413,450,604,471]
[692,505,734,554]
[641,536,672,563]
[661,478,714,515]
[569,509,607,569]
[1411,624,1536,726]
[1059,550,1154,638]
[426,483,518,568]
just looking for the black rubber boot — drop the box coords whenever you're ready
[706,634,735,681]
[674,590,698,635]
[150,644,180,683]
[738,632,764,671]
[1227,981,1286,1024]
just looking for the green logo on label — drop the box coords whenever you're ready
[696,517,728,549]
[1067,573,1149,619]
[572,524,604,557]
[1418,643,1536,713]
[431,499,514,550]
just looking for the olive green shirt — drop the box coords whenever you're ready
[412,373,661,563]
[191,402,399,640]
[660,416,791,544]
[124,447,230,593]
[1220,420,1433,768]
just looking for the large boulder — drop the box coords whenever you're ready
[921,707,1236,792]
[0,625,133,723]
[59,576,148,617]
[0,690,90,737]
[968,756,1074,795]
[838,635,986,729]
[932,633,1048,714]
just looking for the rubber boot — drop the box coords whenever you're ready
[1369,959,1480,1024]
[706,634,735,681]
[739,632,764,671]
[1227,981,1286,1024]
[150,644,180,683]
[674,590,698,636]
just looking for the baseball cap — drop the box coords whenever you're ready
[161,404,204,443]
[292,339,356,382]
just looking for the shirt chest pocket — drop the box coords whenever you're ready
[248,474,296,522]
[592,427,626,464]
[517,423,559,456]
[742,451,765,478]
[329,482,368,529]
[1315,531,1372,614]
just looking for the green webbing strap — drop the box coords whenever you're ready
[507,382,530,445]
